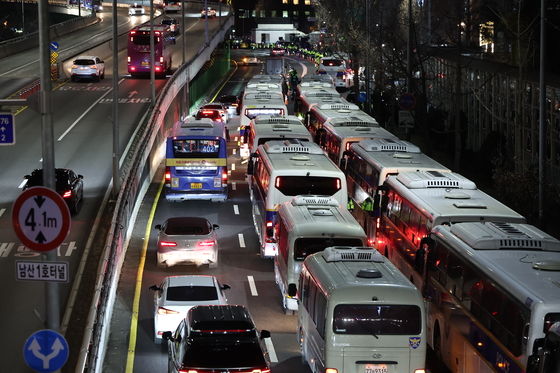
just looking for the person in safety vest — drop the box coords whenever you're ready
[361,197,374,213]
[347,199,355,212]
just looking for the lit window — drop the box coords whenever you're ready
[293,0,299,4]
[283,10,288,17]
[260,10,266,17]
[282,0,288,3]
[271,10,277,17]
[305,0,311,4]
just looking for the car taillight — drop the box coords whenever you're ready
[165,167,171,183]
[159,241,177,247]
[130,66,136,71]
[155,66,162,72]
[275,177,280,188]
[198,240,215,247]
[62,190,72,198]
[157,306,179,315]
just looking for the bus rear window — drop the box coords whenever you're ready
[245,108,284,119]
[294,237,363,261]
[172,139,220,158]
[333,304,421,335]
[322,59,343,67]
[131,34,152,45]
[274,176,341,196]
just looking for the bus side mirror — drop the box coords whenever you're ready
[287,283,297,297]
[260,330,271,339]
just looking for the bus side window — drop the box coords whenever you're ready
[315,292,327,338]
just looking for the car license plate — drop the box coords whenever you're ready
[365,364,388,373]
[190,183,202,189]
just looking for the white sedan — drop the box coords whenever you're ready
[149,275,230,343]
[128,3,145,15]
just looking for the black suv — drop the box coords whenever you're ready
[24,168,84,215]
[163,305,271,373]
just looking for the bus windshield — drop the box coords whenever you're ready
[275,176,341,196]
[333,304,421,335]
[294,237,363,261]
[172,139,221,158]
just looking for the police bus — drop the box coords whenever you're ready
[247,140,347,257]
[377,170,526,289]
[274,196,366,313]
[317,118,398,165]
[239,92,287,138]
[295,87,343,122]
[164,118,228,202]
[342,139,450,241]
[244,115,312,156]
[304,100,362,138]
[298,246,427,373]
[420,221,560,373]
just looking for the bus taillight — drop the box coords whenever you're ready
[160,56,164,63]
[221,170,228,187]
[165,167,171,183]
[336,178,341,190]
[127,56,131,62]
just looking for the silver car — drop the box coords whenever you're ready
[128,3,145,15]
[149,275,229,343]
[155,217,220,268]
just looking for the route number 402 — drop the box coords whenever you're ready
[25,208,58,231]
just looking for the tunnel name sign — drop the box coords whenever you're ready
[12,186,71,252]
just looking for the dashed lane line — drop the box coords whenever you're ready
[238,233,246,248]
[233,205,239,215]
[247,275,258,296]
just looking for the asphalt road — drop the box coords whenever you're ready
[0,5,227,372]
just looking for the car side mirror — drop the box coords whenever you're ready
[149,285,161,292]
[78,174,84,179]
[213,224,220,230]
[221,284,231,290]
[155,224,162,230]
[162,331,173,341]
[260,330,271,339]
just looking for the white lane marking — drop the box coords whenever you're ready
[232,182,236,190]
[232,148,237,155]
[231,163,236,171]
[264,338,278,363]
[247,275,258,296]
[18,179,27,189]
[238,233,245,248]
[241,159,248,164]
[233,205,239,215]
[0,242,15,257]
[0,208,5,218]
[65,241,77,257]
[57,78,125,141]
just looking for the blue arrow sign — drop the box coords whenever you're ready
[0,113,15,145]
[49,42,59,51]
[23,330,69,373]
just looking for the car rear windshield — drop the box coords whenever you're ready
[196,111,221,120]
[333,304,422,335]
[294,237,363,261]
[27,170,70,190]
[172,139,221,158]
[74,59,95,65]
[322,59,344,67]
[164,220,210,235]
[275,176,341,196]
[161,19,174,25]
[191,319,254,331]
[166,286,218,302]
[183,337,266,368]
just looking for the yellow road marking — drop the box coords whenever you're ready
[210,59,238,103]
[125,176,165,373]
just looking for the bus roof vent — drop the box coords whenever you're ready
[449,222,560,251]
[393,153,413,159]
[272,124,292,131]
[300,81,332,88]
[360,139,421,153]
[181,118,214,128]
[533,261,560,271]
[318,102,359,111]
[305,91,339,98]
[396,171,477,189]
[255,115,301,125]
[291,195,339,207]
[310,208,334,216]
[322,246,385,262]
[328,118,379,127]
[356,269,383,279]
[264,140,323,154]
[290,154,310,161]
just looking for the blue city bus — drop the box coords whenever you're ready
[164,118,228,202]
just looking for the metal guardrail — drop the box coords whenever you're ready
[75,9,233,373]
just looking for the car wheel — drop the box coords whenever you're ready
[209,255,218,269]
[101,70,105,79]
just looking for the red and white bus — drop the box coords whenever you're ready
[127,25,175,78]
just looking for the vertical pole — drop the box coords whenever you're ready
[21,0,24,33]
[406,0,412,93]
[39,0,60,335]
[150,0,156,107]
[538,0,546,224]
[112,0,120,196]
[181,0,186,119]
[204,0,208,45]
[78,0,81,17]
[365,0,370,113]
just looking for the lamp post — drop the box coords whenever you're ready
[538,0,546,225]
[21,0,25,33]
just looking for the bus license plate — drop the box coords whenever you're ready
[365,365,388,373]
[190,183,202,189]
[141,61,149,66]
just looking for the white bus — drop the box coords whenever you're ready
[317,56,352,89]
[376,170,526,289]
[247,140,348,257]
[239,92,288,132]
[245,115,312,155]
[274,196,366,313]
[305,100,362,138]
[298,246,427,373]
[317,119,398,165]
[421,221,560,373]
[342,139,450,241]
[295,86,341,119]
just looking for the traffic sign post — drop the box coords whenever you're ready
[23,329,69,372]
[12,186,71,252]
[0,112,15,145]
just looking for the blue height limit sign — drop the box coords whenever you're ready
[0,112,15,145]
